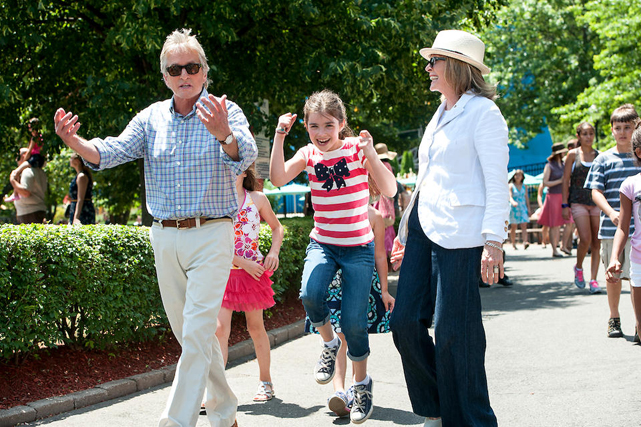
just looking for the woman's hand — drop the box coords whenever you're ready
[562,207,570,220]
[481,241,503,284]
[381,291,395,312]
[609,210,620,227]
[605,260,622,283]
[390,237,405,271]
[263,251,280,272]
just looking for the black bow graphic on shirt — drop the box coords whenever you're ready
[315,158,351,192]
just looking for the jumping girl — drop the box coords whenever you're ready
[269,89,396,424]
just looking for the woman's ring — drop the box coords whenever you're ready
[493,266,499,273]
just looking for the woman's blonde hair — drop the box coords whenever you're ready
[160,28,210,88]
[442,57,497,101]
[303,89,354,139]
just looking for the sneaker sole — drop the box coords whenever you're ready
[328,395,350,417]
[350,382,374,424]
[314,372,335,385]
[608,331,624,338]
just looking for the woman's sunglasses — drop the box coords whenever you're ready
[426,57,447,68]
[166,63,202,77]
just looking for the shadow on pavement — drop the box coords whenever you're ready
[237,399,323,419]
[480,276,587,315]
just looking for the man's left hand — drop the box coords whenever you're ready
[196,94,232,142]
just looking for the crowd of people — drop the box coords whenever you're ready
[2,117,97,225]
[0,23,636,427]
[510,105,641,346]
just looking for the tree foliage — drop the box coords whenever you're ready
[482,0,641,148]
[481,0,601,146]
[0,0,504,215]
[552,0,641,145]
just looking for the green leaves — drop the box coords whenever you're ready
[0,218,313,364]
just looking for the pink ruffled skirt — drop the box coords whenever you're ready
[222,268,275,312]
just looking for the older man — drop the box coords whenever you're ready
[54,29,257,427]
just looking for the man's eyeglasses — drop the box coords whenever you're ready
[166,63,202,77]
[426,57,447,68]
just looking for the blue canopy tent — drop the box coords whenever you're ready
[263,183,311,216]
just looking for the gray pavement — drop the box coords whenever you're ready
[12,244,641,426]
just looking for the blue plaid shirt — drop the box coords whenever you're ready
[88,89,257,220]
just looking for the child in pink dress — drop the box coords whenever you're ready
[215,166,284,402]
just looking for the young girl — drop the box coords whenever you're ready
[305,178,395,417]
[562,125,601,293]
[213,165,284,402]
[606,125,641,344]
[270,89,396,424]
[508,169,530,250]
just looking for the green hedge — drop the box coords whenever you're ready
[0,218,313,363]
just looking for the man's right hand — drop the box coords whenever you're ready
[609,210,620,227]
[54,108,82,146]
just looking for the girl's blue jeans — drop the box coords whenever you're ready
[390,198,497,426]
[300,239,374,361]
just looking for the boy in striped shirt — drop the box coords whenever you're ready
[585,104,641,338]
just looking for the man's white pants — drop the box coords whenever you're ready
[150,220,237,427]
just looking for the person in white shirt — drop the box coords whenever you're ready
[389,30,509,427]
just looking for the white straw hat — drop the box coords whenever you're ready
[419,30,490,75]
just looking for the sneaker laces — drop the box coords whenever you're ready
[317,346,337,373]
[352,385,372,413]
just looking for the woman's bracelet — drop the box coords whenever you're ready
[275,127,288,135]
[485,241,502,251]
[561,203,570,208]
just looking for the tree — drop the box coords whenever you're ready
[0,0,505,220]
[481,0,601,147]
[552,0,641,145]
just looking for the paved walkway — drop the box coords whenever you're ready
[17,244,641,426]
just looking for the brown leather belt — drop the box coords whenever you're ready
[154,217,231,229]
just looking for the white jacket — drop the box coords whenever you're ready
[398,92,510,249]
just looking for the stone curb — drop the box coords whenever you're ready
[0,319,305,427]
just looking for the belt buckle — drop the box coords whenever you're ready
[176,219,191,229]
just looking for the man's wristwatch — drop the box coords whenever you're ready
[221,133,234,145]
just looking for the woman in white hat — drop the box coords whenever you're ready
[389,30,508,426]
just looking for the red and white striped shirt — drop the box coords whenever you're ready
[299,140,373,246]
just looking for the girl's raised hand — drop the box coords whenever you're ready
[277,113,297,134]
[357,130,376,157]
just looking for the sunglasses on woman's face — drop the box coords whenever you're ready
[166,63,202,77]
[427,56,447,68]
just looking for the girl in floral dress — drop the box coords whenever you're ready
[215,166,284,402]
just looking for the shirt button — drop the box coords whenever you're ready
[177,206,181,210]
[177,184,181,188]
[177,161,181,166]
[178,140,182,144]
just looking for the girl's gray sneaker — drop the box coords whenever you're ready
[350,378,374,424]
